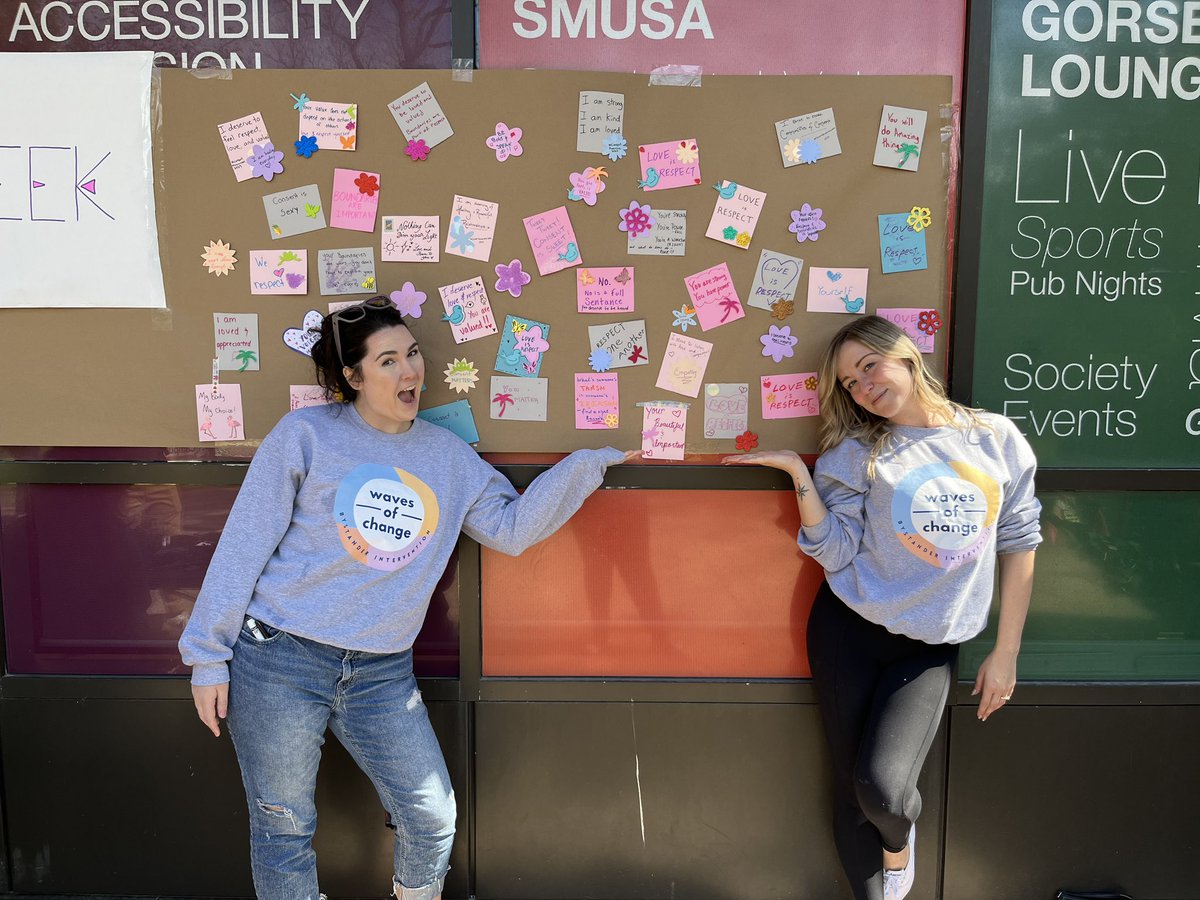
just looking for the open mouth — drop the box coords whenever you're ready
[398,388,417,404]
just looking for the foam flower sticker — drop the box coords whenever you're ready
[804,375,819,392]
[603,413,620,429]
[444,358,479,394]
[735,430,759,452]
[760,325,798,363]
[735,231,751,248]
[294,135,319,158]
[799,139,822,164]
[675,139,698,164]
[290,92,310,111]
[485,122,524,161]
[494,259,532,298]
[917,309,943,336]
[672,305,698,332]
[201,240,237,276]
[602,133,627,161]
[354,172,379,196]
[784,138,802,164]
[789,203,827,243]
[390,282,427,319]
[771,299,795,321]
[567,167,608,206]
[588,348,613,373]
[247,142,284,182]
[404,139,430,161]
[618,200,655,237]
[907,206,933,233]
[722,225,738,241]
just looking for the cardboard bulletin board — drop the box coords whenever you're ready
[0,68,950,451]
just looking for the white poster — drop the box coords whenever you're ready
[0,51,165,308]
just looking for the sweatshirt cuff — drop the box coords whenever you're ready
[797,515,832,550]
[190,662,230,687]
[595,447,627,468]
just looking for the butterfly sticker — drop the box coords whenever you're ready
[578,269,596,286]
[339,134,356,150]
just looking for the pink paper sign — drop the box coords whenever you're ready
[290,384,332,410]
[574,373,620,429]
[656,332,713,398]
[382,215,439,262]
[877,307,938,353]
[218,111,270,182]
[807,267,869,314]
[522,206,581,276]
[438,277,497,344]
[249,249,308,295]
[299,100,357,150]
[641,402,687,460]
[684,262,745,331]
[446,195,498,261]
[330,168,380,232]
[705,180,766,249]
[577,266,635,313]
[638,139,702,191]
[195,383,245,442]
[761,373,820,419]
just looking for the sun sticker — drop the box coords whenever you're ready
[201,240,237,276]
[444,358,479,394]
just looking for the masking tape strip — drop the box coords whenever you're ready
[452,58,474,82]
[648,65,703,87]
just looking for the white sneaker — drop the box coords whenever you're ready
[883,824,916,899]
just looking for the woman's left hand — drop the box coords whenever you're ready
[620,449,644,463]
[972,648,1018,722]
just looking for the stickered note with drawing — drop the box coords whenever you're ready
[250,249,307,295]
[775,107,842,167]
[263,184,326,239]
[213,313,259,371]
[656,333,712,398]
[218,111,270,182]
[807,267,868,314]
[641,402,687,460]
[490,376,547,422]
[704,383,749,439]
[761,373,820,420]
[873,105,927,171]
[747,250,804,312]
[588,319,648,370]
[495,315,551,378]
[577,266,635,313]
[438,277,497,344]
[195,384,245,443]
[299,100,357,151]
[575,373,620,430]
[318,247,376,296]
[446,195,499,262]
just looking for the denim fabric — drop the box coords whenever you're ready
[228,618,455,900]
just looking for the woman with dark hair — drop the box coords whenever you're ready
[180,297,636,900]
[725,315,1040,900]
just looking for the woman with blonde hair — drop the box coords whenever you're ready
[725,315,1040,900]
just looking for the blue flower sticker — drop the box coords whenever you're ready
[588,348,613,372]
[291,92,310,111]
[294,135,319,158]
[602,133,627,161]
[799,138,822,164]
[672,305,698,332]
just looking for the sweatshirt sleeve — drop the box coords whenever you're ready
[461,447,624,556]
[178,420,308,686]
[796,443,868,572]
[995,418,1043,554]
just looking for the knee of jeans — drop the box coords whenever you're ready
[393,872,446,900]
[253,798,314,837]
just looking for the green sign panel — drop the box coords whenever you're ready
[970,0,1200,467]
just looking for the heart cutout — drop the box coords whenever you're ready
[762,381,772,390]
[273,267,285,277]
[283,309,323,357]
[693,177,702,184]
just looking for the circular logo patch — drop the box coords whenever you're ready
[334,464,440,571]
[891,461,999,569]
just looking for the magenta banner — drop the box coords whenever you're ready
[1,0,452,68]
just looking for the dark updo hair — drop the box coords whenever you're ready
[310,297,411,402]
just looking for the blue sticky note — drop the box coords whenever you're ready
[417,399,480,444]
[878,213,928,274]
[495,314,551,378]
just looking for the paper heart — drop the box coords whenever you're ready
[283,309,323,357]
[274,267,285,277]
[762,381,772,390]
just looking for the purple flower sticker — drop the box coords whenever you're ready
[760,325,798,363]
[789,203,826,243]
[485,122,524,161]
[619,200,655,237]
[247,142,284,182]
[494,259,532,298]
[390,282,427,319]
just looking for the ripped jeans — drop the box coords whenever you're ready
[228,619,455,900]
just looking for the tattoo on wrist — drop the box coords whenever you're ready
[796,484,809,499]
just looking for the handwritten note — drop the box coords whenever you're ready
[877,213,928,274]
[263,184,326,239]
[656,332,712,398]
[330,168,380,232]
[747,249,804,312]
[577,91,625,153]
[706,181,766,249]
[575,373,620,429]
[417,399,480,443]
[195,383,245,442]
[684,262,745,331]
[627,209,686,256]
[250,249,308,295]
[577,266,635,313]
[318,247,376,296]
[775,107,842,167]
[438,277,497,344]
[495,315,551,378]
[873,105,927,171]
[490,376,547,421]
[388,82,453,147]
[703,383,749,439]
[807,267,869,314]
[299,100,356,151]
[213,313,259,371]
[446,195,498,262]
[522,206,581,276]
[641,402,687,460]
[381,215,439,262]
[638,139,701,191]
[588,319,648,369]
[761,373,820,420]
[217,111,270,182]
[877,307,937,354]
[290,384,331,410]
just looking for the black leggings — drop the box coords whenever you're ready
[807,582,958,900]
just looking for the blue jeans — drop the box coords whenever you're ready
[228,618,455,900]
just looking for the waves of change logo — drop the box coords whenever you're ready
[892,461,999,570]
[334,464,440,571]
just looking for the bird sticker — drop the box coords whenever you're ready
[714,180,738,200]
[557,242,580,262]
[442,304,466,325]
[638,167,660,190]
[841,296,865,313]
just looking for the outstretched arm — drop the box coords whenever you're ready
[721,449,828,527]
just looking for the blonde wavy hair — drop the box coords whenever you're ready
[816,316,986,475]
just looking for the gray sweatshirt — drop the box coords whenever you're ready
[797,411,1041,644]
[179,403,624,686]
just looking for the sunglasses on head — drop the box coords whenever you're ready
[331,296,396,369]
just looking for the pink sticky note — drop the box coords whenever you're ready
[705,180,767,249]
[522,206,581,276]
[684,262,745,331]
[299,100,356,151]
[290,384,331,410]
[218,112,270,182]
[446,195,498,261]
[382,215,439,262]
[878,307,938,353]
[330,168,380,232]
[249,249,308,295]
[807,267,869,314]
[195,383,245,442]
[656,332,713,398]
[761,373,820,419]
[574,373,620,429]
[438,277,497,344]
[638,139,702,191]
[577,266,635,313]
[641,403,687,460]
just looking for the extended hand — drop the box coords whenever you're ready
[720,449,805,478]
[972,649,1017,721]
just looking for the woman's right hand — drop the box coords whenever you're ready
[192,683,229,737]
[720,449,807,479]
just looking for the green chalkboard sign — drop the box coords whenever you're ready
[962,0,1200,468]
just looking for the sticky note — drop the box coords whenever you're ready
[588,319,649,369]
[577,91,625,153]
[641,402,687,460]
[418,399,480,443]
[249,249,308,295]
[330,168,380,232]
[873,105,927,171]
[878,213,928,273]
[775,108,842,167]
[318,247,376,296]
[381,215,439,263]
[761,373,820,419]
[806,267,868,314]
[489,376,547,421]
[522,206,581,276]
[214,313,259,371]
[746,249,804,312]
[388,82,453,148]
[446,195,498,262]
[218,111,270,182]
[575,373,620,429]
[638,139,701,191]
[438,277,497,343]
[290,384,331,410]
[196,383,245,442]
[495,315,551,378]
[656,333,713,398]
[703,383,749,439]
[877,308,938,353]
[706,180,766,249]
[684,262,745,331]
[263,184,326,239]
[577,266,635,313]
[299,100,357,151]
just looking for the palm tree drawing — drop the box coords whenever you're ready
[897,143,920,167]
[235,350,258,372]
[719,298,741,322]
[493,392,514,417]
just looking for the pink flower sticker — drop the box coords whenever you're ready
[405,139,430,161]
[618,200,655,237]
[485,122,524,161]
